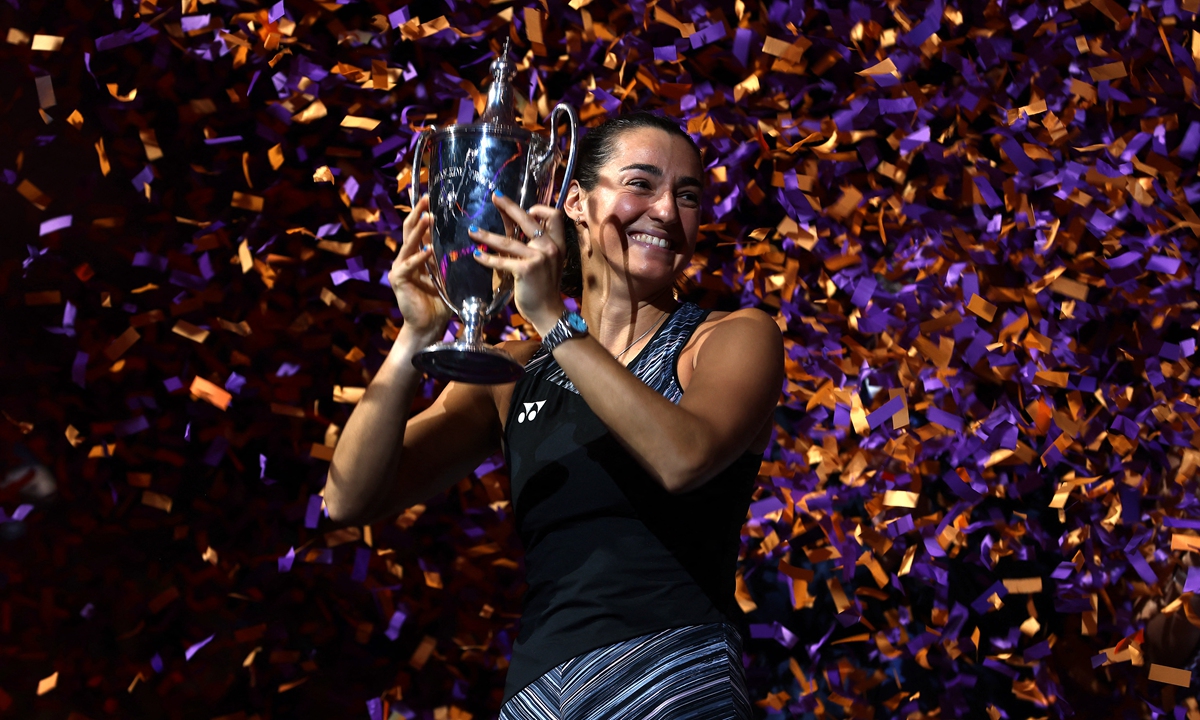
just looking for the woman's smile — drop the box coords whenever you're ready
[627,231,673,251]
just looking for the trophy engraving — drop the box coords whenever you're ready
[409,38,578,383]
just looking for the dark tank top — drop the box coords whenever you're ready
[501,302,760,702]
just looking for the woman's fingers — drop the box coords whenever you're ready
[396,247,433,276]
[499,206,516,241]
[411,275,442,300]
[527,205,566,251]
[472,251,524,275]
[491,191,543,240]
[399,216,429,262]
[390,248,434,292]
[391,249,445,304]
[399,195,430,260]
[405,194,429,225]
[468,225,535,257]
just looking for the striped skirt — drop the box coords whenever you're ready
[498,623,752,720]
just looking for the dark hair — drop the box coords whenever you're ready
[559,112,703,297]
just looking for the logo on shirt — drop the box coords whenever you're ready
[517,401,545,423]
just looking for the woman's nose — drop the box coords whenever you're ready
[647,190,678,223]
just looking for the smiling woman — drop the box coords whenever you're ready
[325,111,784,720]
[558,114,705,300]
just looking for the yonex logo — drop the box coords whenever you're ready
[517,401,545,423]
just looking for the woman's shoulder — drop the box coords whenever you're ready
[677,305,782,386]
[690,305,782,349]
[497,338,543,366]
[697,305,779,328]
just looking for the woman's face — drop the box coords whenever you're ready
[569,127,704,295]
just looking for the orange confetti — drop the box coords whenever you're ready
[16,179,51,209]
[409,636,437,670]
[230,191,264,211]
[1149,664,1192,687]
[189,376,232,410]
[95,137,111,175]
[966,294,997,322]
[172,320,210,343]
[104,327,141,361]
[142,491,173,512]
[1088,61,1127,81]
[31,34,63,51]
[883,490,918,508]
[36,672,57,695]
[340,115,380,131]
[1001,578,1044,594]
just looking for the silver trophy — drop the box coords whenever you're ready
[409,39,578,383]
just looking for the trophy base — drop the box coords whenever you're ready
[413,342,525,384]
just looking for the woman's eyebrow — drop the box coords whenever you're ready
[619,163,663,175]
[619,163,702,187]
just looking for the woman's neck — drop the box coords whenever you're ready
[580,284,679,358]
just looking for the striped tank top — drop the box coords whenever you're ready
[501,301,760,703]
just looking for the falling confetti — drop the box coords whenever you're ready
[4,0,1200,717]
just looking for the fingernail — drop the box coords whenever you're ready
[468,224,478,233]
[421,211,429,219]
[493,189,503,198]
[472,247,482,257]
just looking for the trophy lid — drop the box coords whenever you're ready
[480,39,516,125]
[432,39,527,138]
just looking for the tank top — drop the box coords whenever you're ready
[501,302,760,703]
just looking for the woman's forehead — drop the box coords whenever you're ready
[605,128,702,176]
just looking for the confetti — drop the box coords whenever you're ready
[1148,664,1192,687]
[36,673,56,696]
[30,34,62,51]
[34,75,55,109]
[188,377,231,410]
[184,634,214,661]
[4,0,1200,716]
[340,115,381,131]
[38,215,71,236]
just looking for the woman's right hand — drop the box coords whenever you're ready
[388,194,452,345]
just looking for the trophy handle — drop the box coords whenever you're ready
[410,126,457,313]
[409,125,433,209]
[545,103,578,211]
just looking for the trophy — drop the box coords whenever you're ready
[409,39,578,383]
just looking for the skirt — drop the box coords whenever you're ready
[498,622,752,720]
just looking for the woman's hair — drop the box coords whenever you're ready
[559,112,703,297]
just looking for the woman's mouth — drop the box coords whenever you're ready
[628,232,671,250]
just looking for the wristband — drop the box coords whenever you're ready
[542,309,589,352]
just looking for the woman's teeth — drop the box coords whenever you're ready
[630,233,670,249]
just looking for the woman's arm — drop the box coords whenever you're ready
[325,194,502,525]
[547,309,783,493]
[324,330,502,525]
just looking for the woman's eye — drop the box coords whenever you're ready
[628,179,652,190]
[678,192,700,205]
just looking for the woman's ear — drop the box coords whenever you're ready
[563,181,586,227]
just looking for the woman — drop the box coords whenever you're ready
[326,112,784,719]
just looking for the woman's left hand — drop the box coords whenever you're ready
[469,192,567,335]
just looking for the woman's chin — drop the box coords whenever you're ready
[611,261,685,290]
